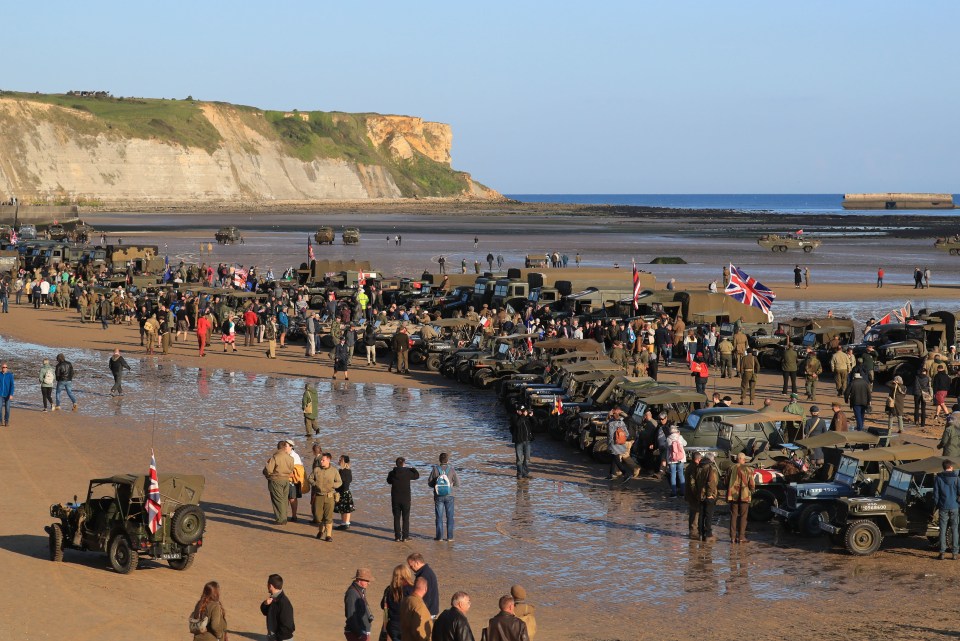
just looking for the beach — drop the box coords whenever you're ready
[2,210,960,640]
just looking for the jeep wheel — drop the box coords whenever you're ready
[799,503,835,537]
[844,519,883,556]
[456,365,473,385]
[48,523,63,562]
[108,536,139,574]
[425,355,441,372]
[473,370,494,389]
[168,553,196,571]
[171,505,206,545]
[748,489,777,522]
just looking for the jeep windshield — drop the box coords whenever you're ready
[883,469,912,502]
[835,455,860,486]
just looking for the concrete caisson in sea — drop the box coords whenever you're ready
[842,193,955,210]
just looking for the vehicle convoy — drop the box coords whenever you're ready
[772,443,935,537]
[45,473,206,574]
[757,233,822,253]
[342,227,360,245]
[822,456,951,556]
[314,226,335,245]
[852,311,956,384]
[215,226,243,245]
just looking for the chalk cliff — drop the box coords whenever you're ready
[0,93,499,205]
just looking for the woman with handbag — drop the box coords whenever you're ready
[886,375,907,433]
[190,581,228,641]
[914,368,933,427]
[379,564,414,641]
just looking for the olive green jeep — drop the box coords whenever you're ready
[45,473,206,573]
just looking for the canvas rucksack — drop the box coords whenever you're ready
[669,438,685,462]
[613,425,627,446]
[42,368,54,386]
[433,465,452,497]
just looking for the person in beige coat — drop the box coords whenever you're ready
[263,440,295,525]
[191,581,228,641]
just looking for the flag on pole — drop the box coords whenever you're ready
[307,236,315,262]
[146,450,162,534]
[632,260,641,311]
[894,301,913,323]
[796,229,804,235]
[725,264,776,315]
[553,396,564,415]
[878,313,891,325]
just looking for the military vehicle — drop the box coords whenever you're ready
[821,456,950,555]
[45,473,206,574]
[47,223,68,241]
[772,443,934,537]
[343,227,360,245]
[851,311,955,384]
[215,226,243,245]
[757,233,822,253]
[0,224,12,242]
[410,318,479,371]
[934,236,960,255]
[525,255,550,268]
[757,317,855,369]
[314,226,335,245]
[17,224,37,240]
[70,221,95,244]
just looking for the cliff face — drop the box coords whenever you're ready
[0,94,499,204]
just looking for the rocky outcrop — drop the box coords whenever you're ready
[0,96,499,205]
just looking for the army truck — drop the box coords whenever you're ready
[315,226,335,245]
[343,227,360,245]
[45,473,206,574]
[822,456,951,555]
[757,233,822,253]
[772,443,934,537]
[215,226,243,245]
[852,311,955,384]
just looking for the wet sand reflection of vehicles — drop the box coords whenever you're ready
[757,233,822,253]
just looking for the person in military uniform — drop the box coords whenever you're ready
[77,290,88,324]
[309,452,342,541]
[739,349,760,405]
[610,340,629,373]
[781,343,799,395]
[732,328,749,374]
[263,440,296,525]
[804,350,823,401]
[725,451,755,543]
[143,313,159,355]
[264,317,278,359]
[393,326,411,374]
[695,451,720,542]
[717,336,734,378]
[782,392,807,441]
[830,347,850,396]
[302,382,319,437]
[685,451,703,539]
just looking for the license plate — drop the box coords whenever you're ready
[161,553,182,560]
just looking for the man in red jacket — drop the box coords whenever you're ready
[243,306,258,346]
[196,314,211,357]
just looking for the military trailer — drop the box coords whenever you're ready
[757,233,822,253]
[45,473,206,574]
[343,227,360,245]
[822,456,951,555]
[315,226,335,245]
[215,226,243,245]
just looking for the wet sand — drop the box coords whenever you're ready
[3,210,960,640]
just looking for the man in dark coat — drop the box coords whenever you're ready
[407,553,440,617]
[392,326,411,374]
[510,407,534,479]
[344,568,374,641]
[260,574,295,641]
[108,348,131,396]
[387,457,420,541]
[487,595,530,641]
[844,372,872,431]
[432,591,475,641]
[830,402,849,432]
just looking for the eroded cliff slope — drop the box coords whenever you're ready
[0,92,499,204]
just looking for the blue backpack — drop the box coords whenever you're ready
[433,465,452,497]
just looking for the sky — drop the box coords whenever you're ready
[4,1,958,194]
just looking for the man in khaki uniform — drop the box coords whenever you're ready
[142,315,159,355]
[77,291,88,323]
[264,318,278,359]
[725,452,756,543]
[718,337,734,378]
[732,329,749,374]
[302,382,319,437]
[804,351,822,400]
[263,439,295,525]
[830,347,849,396]
[739,349,760,405]
[309,452,342,541]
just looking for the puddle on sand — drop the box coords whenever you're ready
[0,334,885,605]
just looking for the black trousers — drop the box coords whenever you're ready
[699,499,716,539]
[781,370,797,393]
[392,500,410,540]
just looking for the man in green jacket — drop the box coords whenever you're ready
[804,351,823,401]
[938,413,960,459]
[302,382,319,437]
[783,393,807,442]
[263,440,296,525]
[781,345,799,395]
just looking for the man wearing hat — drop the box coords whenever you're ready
[344,568,375,641]
[739,349,760,406]
[844,372,872,431]
[262,440,296,525]
[782,393,807,442]
[510,585,536,639]
[803,407,828,465]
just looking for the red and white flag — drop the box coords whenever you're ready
[895,301,913,323]
[307,236,315,262]
[878,313,891,325]
[632,260,641,311]
[554,396,564,415]
[146,450,162,534]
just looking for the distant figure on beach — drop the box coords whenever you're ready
[497,254,504,269]
[722,265,730,287]
[460,259,466,274]
[793,265,802,289]
[438,255,446,274]
[575,252,581,268]
[804,266,810,288]
[473,236,479,248]
[925,267,932,289]
[877,267,884,288]
[487,253,495,270]
[0,362,13,426]
[914,266,924,289]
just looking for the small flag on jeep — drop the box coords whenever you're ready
[146,450,162,534]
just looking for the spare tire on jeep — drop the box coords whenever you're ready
[171,504,205,545]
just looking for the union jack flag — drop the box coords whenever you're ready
[553,396,564,415]
[632,260,641,311]
[307,236,315,262]
[146,451,162,534]
[894,301,913,323]
[725,264,776,314]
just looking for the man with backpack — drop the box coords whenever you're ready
[428,453,460,541]
[606,408,634,483]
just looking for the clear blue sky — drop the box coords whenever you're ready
[5,1,958,194]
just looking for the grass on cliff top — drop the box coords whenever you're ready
[3,91,223,153]
[264,110,469,197]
